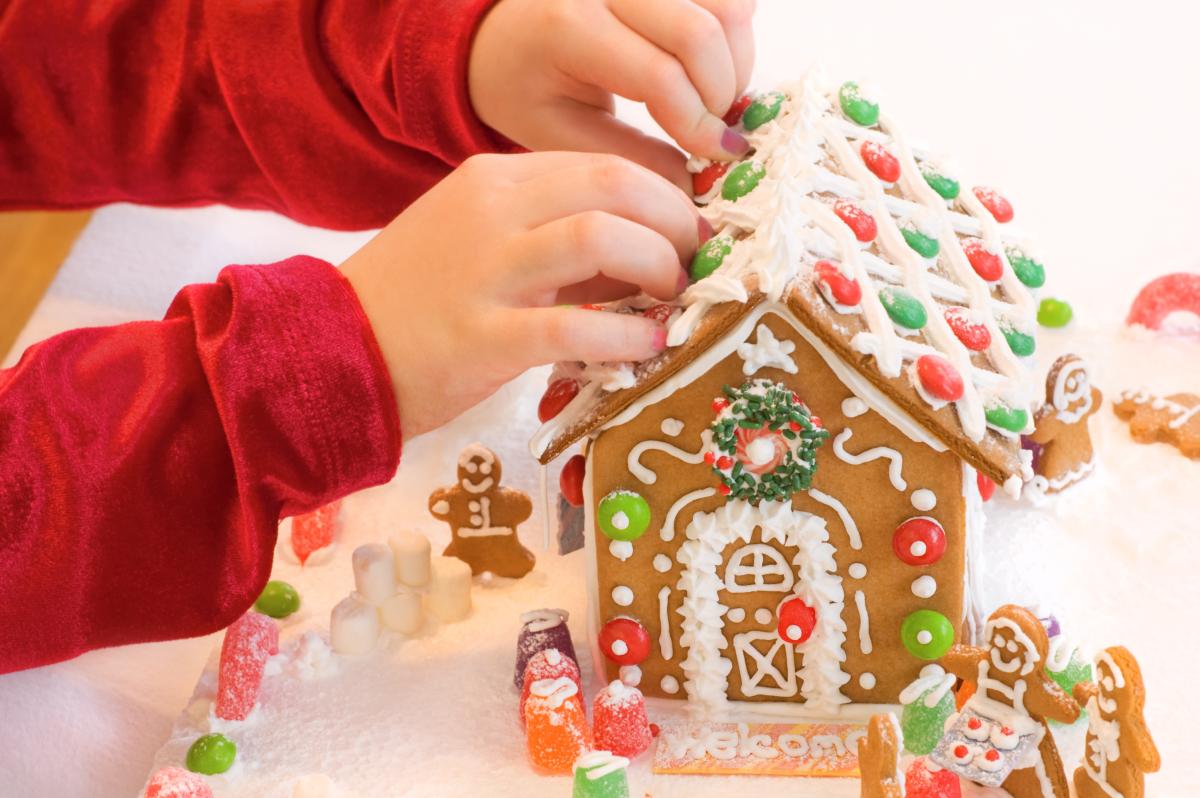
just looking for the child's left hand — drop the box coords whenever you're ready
[469,0,756,188]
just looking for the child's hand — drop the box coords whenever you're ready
[469,0,755,187]
[341,151,706,438]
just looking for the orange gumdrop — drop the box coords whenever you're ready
[524,678,589,774]
[956,680,976,710]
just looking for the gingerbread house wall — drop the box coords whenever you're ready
[587,307,969,709]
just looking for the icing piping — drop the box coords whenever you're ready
[658,586,675,661]
[853,590,872,655]
[808,488,862,550]
[832,428,907,490]
[841,397,869,418]
[661,487,718,542]
[898,664,957,708]
[628,432,712,484]
[737,323,798,375]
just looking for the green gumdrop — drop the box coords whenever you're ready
[186,733,237,775]
[921,167,960,200]
[255,580,301,618]
[1006,246,1046,288]
[1038,297,1073,328]
[1049,654,1093,696]
[742,91,784,131]
[985,403,1029,433]
[598,490,651,542]
[1001,323,1036,357]
[900,610,954,660]
[879,286,928,330]
[721,161,766,201]
[901,226,940,259]
[690,235,733,281]
[901,687,956,755]
[838,81,879,127]
[573,758,630,798]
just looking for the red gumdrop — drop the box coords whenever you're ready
[538,378,580,423]
[977,471,996,501]
[692,162,730,196]
[520,648,582,725]
[777,596,816,644]
[833,199,878,242]
[216,611,279,721]
[291,501,340,565]
[143,767,213,798]
[860,141,901,183]
[892,517,947,566]
[723,95,754,126]
[559,454,586,507]
[599,617,651,665]
[814,260,863,306]
[962,238,1003,282]
[915,355,964,402]
[1126,272,1200,330]
[943,306,992,351]
[592,681,654,758]
[905,757,963,798]
[973,187,1013,223]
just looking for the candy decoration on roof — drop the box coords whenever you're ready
[142,767,213,798]
[560,454,586,507]
[1005,246,1045,288]
[1038,298,1073,328]
[721,160,765,201]
[833,198,877,242]
[999,321,1036,357]
[215,611,278,721]
[814,260,863,307]
[921,166,960,200]
[723,94,753,126]
[943,306,992,351]
[514,609,578,689]
[838,80,879,126]
[861,141,901,182]
[598,490,651,541]
[290,500,340,565]
[592,680,654,758]
[879,286,928,330]
[916,355,965,403]
[539,378,581,423]
[692,161,728,197]
[525,677,589,774]
[900,609,954,660]
[962,239,1003,282]
[901,224,939,259]
[973,187,1013,223]
[777,596,817,644]
[1126,271,1200,330]
[893,517,947,566]
[573,751,631,798]
[599,617,651,665]
[186,733,237,775]
[254,580,300,619]
[985,403,1028,433]
[742,91,784,131]
[690,235,733,281]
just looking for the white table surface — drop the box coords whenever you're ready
[2,2,1199,795]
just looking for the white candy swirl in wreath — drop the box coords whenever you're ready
[704,379,830,502]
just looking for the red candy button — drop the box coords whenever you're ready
[538,378,580,423]
[915,354,964,402]
[833,199,878,242]
[944,306,992,351]
[973,187,1013,223]
[777,597,817,644]
[893,517,947,566]
[692,162,729,197]
[963,238,1003,282]
[723,95,753,126]
[860,141,901,183]
[1126,272,1200,330]
[559,454,586,507]
[599,617,651,666]
[814,260,863,306]
[977,471,996,501]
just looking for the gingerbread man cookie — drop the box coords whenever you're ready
[1113,389,1200,459]
[857,713,905,798]
[1072,647,1160,798]
[429,444,535,579]
[1028,355,1102,493]
[937,605,1079,798]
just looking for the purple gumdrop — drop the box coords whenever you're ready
[1041,614,1061,638]
[514,608,577,689]
[1021,435,1044,474]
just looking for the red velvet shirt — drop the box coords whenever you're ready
[0,0,509,672]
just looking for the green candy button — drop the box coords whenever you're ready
[690,235,733,281]
[187,733,237,775]
[1001,323,1036,357]
[255,580,301,618]
[721,161,765,202]
[1006,246,1046,288]
[900,610,954,660]
[921,167,960,200]
[986,403,1029,433]
[901,226,939,259]
[838,81,879,127]
[879,286,928,330]
[1038,297,1073,328]
[598,490,651,542]
[742,91,784,131]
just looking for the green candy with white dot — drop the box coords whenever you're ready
[985,403,1029,433]
[1038,297,1073,328]
[921,167,960,200]
[879,286,928,330]
[901,226,939,259]
[186,733,237,775]
[900,610,954,660]
[598,490,651,542]
[255,580,301,618]
[721,161,765,202]
[742,91,784,131]
[690,235,733,281]
[838,81,879,127]
[1006,246,1046,288]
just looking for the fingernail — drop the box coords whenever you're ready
[651,326,668,352]
[721,127,750,156]
[676,268,691,294]
[697,215,714,246]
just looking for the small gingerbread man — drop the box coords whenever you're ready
[939,605,1080,798]
[1028,355,1102,493]
[1072,646,1160,798]
[1113,389,1200,459]
[429,443,535,579]
[857,713,904,798]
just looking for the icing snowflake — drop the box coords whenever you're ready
[737,324,798,376]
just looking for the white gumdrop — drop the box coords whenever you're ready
[330,594,379,656]
[352,543,396,605]
[389,531,431,587]
[427,556,472,623]
[379,588,423,635]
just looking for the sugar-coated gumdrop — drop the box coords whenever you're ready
[901,610,955,660]
[599,617,651,665]
[215,611,279,721]
[520,648,582,724]
[1038,298,1073,328]
[833,199,877,242]
[186,734,237,775]
[901,225,939,259]
[915,355,964,403]
[921,166,960,200]
[690,235,733,281]
[722,95,753,126]
[598,490,651,541]
[1126,272,1200,330]
[838,81,879,126]
[973,186,1013,223]
[905,757,962,798]
[539,378,581,423]
[899,666,957,755]
[560,454,586,507]
[254,580,300,618]
[514,608,578,689]
[692,161,729,197]
[742,91,784,131]
[143,766,213,798]
[573,751,630,798]
[814,260,863,307]
[525,678,589,774]
[879,286,928,330]
[291,501,340,565]
[963,238,1002,282]
[593,680,654,758]
[976,471,996,501]
[861,140,900,182]
[943,306,991,351]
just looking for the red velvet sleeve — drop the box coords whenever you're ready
[0,257,401,673]
[0,0,514,230]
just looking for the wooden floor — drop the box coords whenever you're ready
[0,211,92,359]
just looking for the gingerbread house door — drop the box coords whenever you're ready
[725,543,800,699]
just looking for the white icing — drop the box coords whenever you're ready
[575,750,629,780]
[610,511,630,531]
[661,487,718,542]
[660,675,681,694]
[841,397,869,417]
[1053,358,1095,423]
[658,586,674,661]
[726,544,795,594]
[832,428,907,491]
[898,664,956,707]
[627,433,711,485]
[911,575,937,599]
[962,464,988,644]
[853,590,872,655]
[754,608,774,625]
[737,323,798,375]
[529,677,578,709]
[986,616,1040,676]
[611,640,629,656]
[916,630,933,645]
[653,554,673,573]
[726,608,746,623]
[608,540,634,562]
[457,443,495,469]
[520,609,568,634]
[910,488,937,511]
[611,586,634,606]
[859,672,876,690]
[660,417,685,436]
[618,664,642,687]
[848,562,867,579]
[808,488,862,550]
[1045,635,1078,674]
[430,500,450,515]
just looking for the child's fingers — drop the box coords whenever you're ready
[503,306,666,367]
[691,0,756,96]
[608,0,737,117]
[554,275,639,306]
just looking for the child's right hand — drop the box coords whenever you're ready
[341,151,707,438]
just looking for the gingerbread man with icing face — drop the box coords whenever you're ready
[429,443,535,579]
[940,605,1080,798]
[1072,647,1160,798]
[1029,355,1102,493]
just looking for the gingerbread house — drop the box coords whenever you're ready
[530,72,1044,716]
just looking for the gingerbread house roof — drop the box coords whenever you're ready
[531,71,1044,491]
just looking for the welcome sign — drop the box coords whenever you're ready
[653,721,866,777]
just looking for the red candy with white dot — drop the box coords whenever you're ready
[538,378,580,423]
[599,617,651,665]
[143,767,214,798]
[291,500,340,565]
[915,355,964,402]
[905,758,962,798]
[592,680,654,758]
[723,95,753,126]
[860,141,901,182]
[814,260,863,306]
[692,162,729,197]
[559,454,586,507]
[215,610,279,721]
[777,596,817,644]
[977,471,996,501]
[962,238,1003,282]
[1126,272,1200,330]
[520,648,582,725]
[892,517,947,566]
[943,306,992,351]
[833,199,878,242]
[973,187,1013,223]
